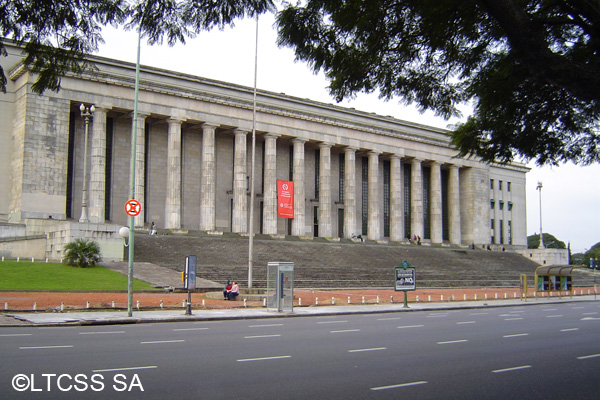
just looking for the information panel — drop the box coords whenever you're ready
[394,263,416,291]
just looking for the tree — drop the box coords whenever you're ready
[0,0,274,94]
[527,233,566,249]
[63,239,101,268]
[276,0,600,166]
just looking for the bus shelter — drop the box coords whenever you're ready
[534,265,578,297]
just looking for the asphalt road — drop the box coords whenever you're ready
[1,302,599,399]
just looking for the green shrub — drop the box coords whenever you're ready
[63,239,101,268]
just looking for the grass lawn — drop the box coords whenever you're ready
[0,261,156,291]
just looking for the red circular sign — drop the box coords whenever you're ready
[124,199,142,217]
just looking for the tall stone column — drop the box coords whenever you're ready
[318,143,332,237]
[367,151,381,241]
[89,107,107,223]
[232,129,248,233]
[291,138,307,236]
[200,123,217,231]
[133,113,148,228]
[410,158,424,240]
[263,134,279,234]
[389,155,403,241]
[430,161,443,244]
[448,165,461,244]
[164,118,182,229]
[343,147,357,239]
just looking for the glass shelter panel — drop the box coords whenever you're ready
[267,262,294,312]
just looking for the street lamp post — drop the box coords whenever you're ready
[79,104,95,223]
[536,181,545,249]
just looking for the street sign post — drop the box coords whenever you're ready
[124,199,141,217]
[395,260,416,308]
[183,255,197,315]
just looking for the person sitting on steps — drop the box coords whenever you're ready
[226,281,239,301]
[223,280,232,300]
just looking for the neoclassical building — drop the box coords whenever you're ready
[0,41,528,260]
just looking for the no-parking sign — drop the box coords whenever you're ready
[124,199,141,217]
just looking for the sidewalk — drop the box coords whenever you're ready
[3,293,597,327]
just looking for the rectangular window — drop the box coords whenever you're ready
[490,199,495,209]
[403,163,411,238]
[500,219,504,243]
[339,153,345,202]
[144,122,150,224]
[499,200,504,210]
[289,145,293,181]
[490,179,494,189]
[491,219,495,243]
[441,169,449,241]
[383,160,390,237]
[508,220,512,244]
[314,206,319,237]
[261,141,265,194]
[508,201,513,211]
[507,182,511,192]
[498,180,503,190]
[362,157,368,236]
[105,117,114,221]
[423,166,431,239]
[66,111,76,219]
[315,149,320,199]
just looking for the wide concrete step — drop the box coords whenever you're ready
[132,233,554,289]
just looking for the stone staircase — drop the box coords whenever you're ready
[132,232,594,289]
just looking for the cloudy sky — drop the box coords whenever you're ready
[98,13,600,254]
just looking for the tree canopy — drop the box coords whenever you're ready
[0,0,274,94]
[276,0,600,166]
[527,233,566,249]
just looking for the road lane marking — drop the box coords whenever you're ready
[79,331,126,335]
[348,347,387,353]
[371,381,428,391]
[492,365,532,373]
[397,325,424,329]
[237,355,291,362]
[20,345,73,350]
[504,318,524,321]
[437,340,468,345]
[248,324,283,328]
[546,315,563,318]
[470,312,489,315]
[93,366,157,373]
[503,333,529,338]
[244,335,282,339]
[0,333,32,337]
[330,329,360,333]
[317,320,348,324]
[560,328,579,332]
[577,354,600,360]
[542,309,558,312]
[172,328,209,331]
[427,315,448,318]
[140,340,185,344]
[583,312,598,315]
[457,321,476,325]
[377,317,402,321]
[582,317,600,320]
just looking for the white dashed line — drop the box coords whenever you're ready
[503,333,529,338]
[317,320,348,324]
[237,356,291,362]
[348,347,387,353]
[93,366,157,373]
[330,329,360,333]
[437,339,468,345]
[397,325,424,329]
[248,324,283,328]
[244,335,282,339]
[457,321,476,325]
[560,328,579,332]
[0,333,32,337]
[79,331,126,335]
[371,381,428,391]
[577,354,600,360]
[20,345,73,350]
[172,328,209,331]
[140,340,185,344]
[492,365,532,373]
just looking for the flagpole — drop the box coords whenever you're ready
[248,14,259,289]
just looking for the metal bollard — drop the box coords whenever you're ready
[112,301,115,308]
[33,302,37,311]
[86,301,90,309]
[136,300,140,310]
[60,302,64,312]
[362,296,365,304]
[160,300,164,309]
[243,299,247,308]
[316,297,319,306]
[332,297,335,305]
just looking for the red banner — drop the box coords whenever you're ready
[277,180,294,219]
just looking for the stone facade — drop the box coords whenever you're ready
[0,41,530,259]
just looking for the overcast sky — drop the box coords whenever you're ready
[98,13,600,254]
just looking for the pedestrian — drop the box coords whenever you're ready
[223,280,232,300]
[149,221,156,235]
[227,281,239,301]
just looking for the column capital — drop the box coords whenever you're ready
[318,142,333,149]
[291,137,307,144]
[389,154,402,161]
[264,132,281,139]
[166,117,184,125]
[344,146,358,154]
[232,128,249,136]
[368,150,381,157]
[129,111,149,119]
[411,157,422,165]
